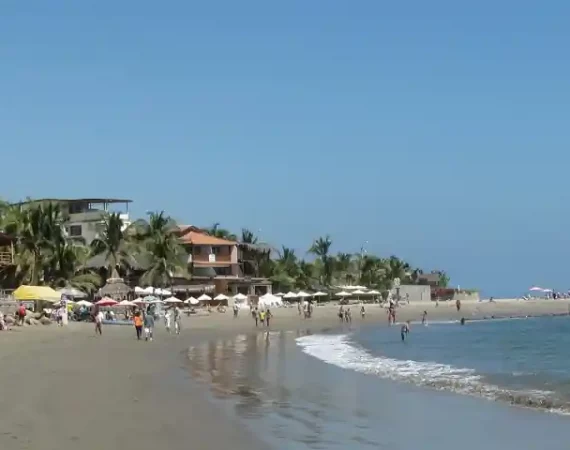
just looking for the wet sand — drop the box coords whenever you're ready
[0,298,568,450]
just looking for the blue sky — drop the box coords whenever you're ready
[1,1,569,296]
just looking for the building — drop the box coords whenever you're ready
[175,226,272,298]
[15,198,132,245]
[0,233,15,267]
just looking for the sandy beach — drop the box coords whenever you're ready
[1,298,569,450]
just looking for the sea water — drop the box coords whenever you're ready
[187,318,570,450]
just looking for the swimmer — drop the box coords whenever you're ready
[401,320,411,341]
[460,317,465,325]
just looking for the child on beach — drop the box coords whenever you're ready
[133,311,143,340]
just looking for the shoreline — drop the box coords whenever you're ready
[1,299,570,449]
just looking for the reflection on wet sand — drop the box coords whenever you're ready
[186,329,377,449]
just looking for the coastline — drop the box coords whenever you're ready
[1,298,570,450]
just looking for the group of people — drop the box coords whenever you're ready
[92,304,182,341]
[251,307,273,327]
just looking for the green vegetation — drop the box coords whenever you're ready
[0,200,450,296]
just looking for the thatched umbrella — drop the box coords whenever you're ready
[98,269,132,299]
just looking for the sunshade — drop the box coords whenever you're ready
[214,294,229,301]
[296,291,311,298]
[96,297,118,307]
[313,291,327,297]
[274,292,285,296]
[283,291,297,299]
[233,293,248,300]
[56,287,87,299]
[336,291,352,296]
[13,285,61,302]
[164,296,183,303]
[198,294,212,301]
[352,289,366,295]
[117,300,136,307]
[133,298,145,304]
[76,300,93,307]
[529,286,544,291]
[184,297,199,305]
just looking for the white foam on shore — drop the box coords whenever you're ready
[296,333,480,385]
[296,333,563,412]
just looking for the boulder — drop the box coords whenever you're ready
[40,317,52,325]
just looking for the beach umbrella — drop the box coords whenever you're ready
[57,287,87,299]
[76,300,93,307]
[336,291,352,297]
[233,293,248,301]
[313,291,327,297]
[198,294,212,301]
[164,296,183,303]
[283,291,297,299]
[184,297,199,305]
[117,300,136,307]
[133,298,146,305]
[296,291,311,298]
[96,297,118,307]
[274,292,285,296]
[184,297,200,305]
[529,286,544,291]
[214,294,229,301]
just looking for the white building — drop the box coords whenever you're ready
[16,198,132,245]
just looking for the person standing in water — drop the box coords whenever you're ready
[360,304,366,319]
[401,320,411,341]
[422,310,428,325]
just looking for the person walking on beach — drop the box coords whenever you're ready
[259,309,266,326]
[144,311,155,341]
[133,311,143,340]
[401,321,411,341]
[265,308,273,327]
[456,299,461,312]
[252,307,259,327]
[94,306,103,335]
[164,309,172,333]
[338,305,344,322]
[233,303,239,318]
[173,306,181,335]
[17,302,26,326]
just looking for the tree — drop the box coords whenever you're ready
[309,235,334,286]
[90,213,133,276]
[334,252,353,284]
[207,223,237,241]
[138,211,187,288]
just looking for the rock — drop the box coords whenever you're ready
[40,317,52,325]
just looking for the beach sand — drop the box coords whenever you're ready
[0,298,568,450]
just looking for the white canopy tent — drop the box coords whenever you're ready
[198,294,212,302]
[283,291,297,299]
[214,294,229,301]
[259,293,283,308]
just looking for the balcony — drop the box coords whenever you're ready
[191,253,232,264]
[68,210,129,223]
[0,251,14,266]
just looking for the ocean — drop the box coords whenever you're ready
[186,317,570,449]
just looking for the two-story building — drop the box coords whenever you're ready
[15,198,132,245]
[175,226,272,298]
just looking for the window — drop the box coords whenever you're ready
[211,246,220,255]
[194,246,202,255]
[69,225,82,237]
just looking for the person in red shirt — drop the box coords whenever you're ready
[18,303,26,326]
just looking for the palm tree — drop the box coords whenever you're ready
[335,252,353,284]
[207,223,237,241]
[47,240,102,293]
[138,211,187,288]
[90,213,132,276]
[295,260,314,290]
[309,236,334,286]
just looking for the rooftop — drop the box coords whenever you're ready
[12,198,132,206]
[178,226,237,246]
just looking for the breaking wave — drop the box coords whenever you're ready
[296,333,569,414]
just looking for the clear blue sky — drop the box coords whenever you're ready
[2,1,569,296]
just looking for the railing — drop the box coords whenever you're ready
[0,252,13,265]
[192,253,232,263]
